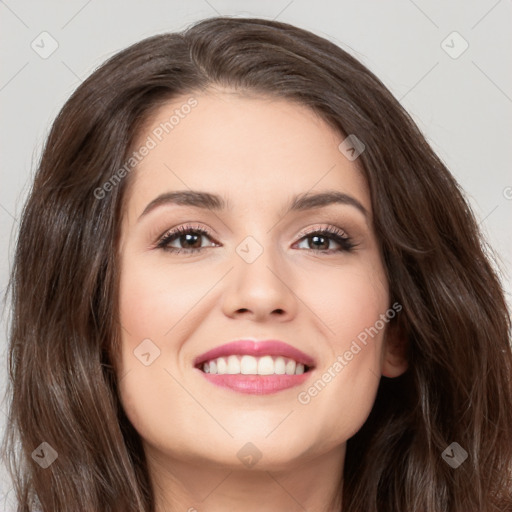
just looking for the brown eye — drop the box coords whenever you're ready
[157,225,217,254]
[295,227,356,253]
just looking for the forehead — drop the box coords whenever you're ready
[123,90,370,221]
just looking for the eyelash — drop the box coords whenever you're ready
[155,223,357,255]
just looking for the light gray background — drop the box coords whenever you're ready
[1,0,511,508]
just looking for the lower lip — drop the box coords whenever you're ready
[196,369,312,394]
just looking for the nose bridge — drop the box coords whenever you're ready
[235,230,285,291]
[230,207,280,267]
[221,228,297,319]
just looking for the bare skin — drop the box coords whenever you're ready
[116,88,408,512]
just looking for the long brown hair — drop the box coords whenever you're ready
[2,16,512,512]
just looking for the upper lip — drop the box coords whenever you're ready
[193,339,316,368]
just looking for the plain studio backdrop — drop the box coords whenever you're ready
[0,0,511,508]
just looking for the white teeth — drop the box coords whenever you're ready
[274,356,286,374]
[217,357,227,374]
[227,355,240,374]
[258,355,274,375]
[201,355,309,375]
[285,359,296,375]
[240,355,258,374]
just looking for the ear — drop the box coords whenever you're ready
[381,319,408,378]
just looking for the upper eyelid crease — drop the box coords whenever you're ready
[137,190,369,222]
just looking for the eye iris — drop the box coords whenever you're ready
[310,234,329,251]
[181,232,201,249]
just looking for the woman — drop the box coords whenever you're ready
[2,15,512,512]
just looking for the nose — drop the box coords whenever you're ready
[221,242,298,322]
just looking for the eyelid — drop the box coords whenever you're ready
[296,224,350,239]
[154,222,218,243]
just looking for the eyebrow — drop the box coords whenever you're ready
[137,189,368,222]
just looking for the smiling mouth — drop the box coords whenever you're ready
[195,354,313,376]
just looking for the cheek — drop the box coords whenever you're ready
[293,261,388,440]
[118,254,205,341]
[334,272,387,349]
[116,253,201,453]
[301,257,389,349]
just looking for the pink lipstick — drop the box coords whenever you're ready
[193,339,316,395]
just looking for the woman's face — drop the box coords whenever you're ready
[116,89,406,473]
